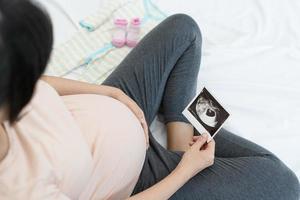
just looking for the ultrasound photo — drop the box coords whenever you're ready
[183,87,230,138]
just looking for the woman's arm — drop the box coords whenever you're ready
[41,75,120,97]
[128,134,215,200]
[127,166,190,200]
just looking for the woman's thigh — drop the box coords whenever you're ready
[102,14,201,125]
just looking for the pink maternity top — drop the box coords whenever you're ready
[0,80,147,200]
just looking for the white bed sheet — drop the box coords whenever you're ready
[37,0,300,179]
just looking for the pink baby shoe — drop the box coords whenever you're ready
[112,18,128,48]
[126,17,141,47]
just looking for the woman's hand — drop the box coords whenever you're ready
[113,89,149,149]
[176,133,215,180]
[127,134,215,200]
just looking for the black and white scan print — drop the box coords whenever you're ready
[186,87,230,137]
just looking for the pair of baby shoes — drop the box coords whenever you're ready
[112,17,141,48]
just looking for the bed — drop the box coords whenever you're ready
[37,0,300,179]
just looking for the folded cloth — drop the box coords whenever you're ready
[45,0,167,84]
[79,1,126,32]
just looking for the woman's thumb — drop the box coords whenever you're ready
[192,133,208,150]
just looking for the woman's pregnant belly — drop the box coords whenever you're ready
[61,94,147,199]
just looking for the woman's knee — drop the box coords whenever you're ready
[165,14,202,43]
[284,169,300,199]
[265,156,300,199]
[278,164,300,199]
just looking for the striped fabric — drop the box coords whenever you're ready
[45,0,167,84]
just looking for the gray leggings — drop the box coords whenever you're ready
[102,14,300,200]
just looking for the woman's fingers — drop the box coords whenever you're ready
[205,138,215,153]
[135,106,149,149]
[118,93,150,148]
[140,118,149,148]
[192,136,200,142]
[189,141,194,146]
[191,133,208,150]
[190,134,208,145]
[135,108,149,148]
[192,133,209,140]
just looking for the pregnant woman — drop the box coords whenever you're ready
[0,0,299,199]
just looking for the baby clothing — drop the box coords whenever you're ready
[112,18,141,48]
[112,19,128,47]
[126,17,141,47]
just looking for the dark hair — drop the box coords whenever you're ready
[0,0,53,123]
